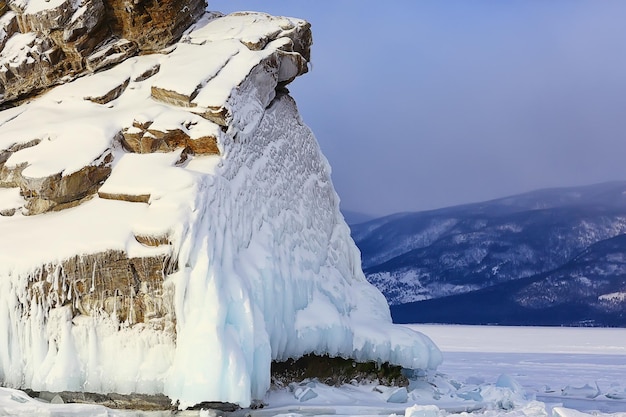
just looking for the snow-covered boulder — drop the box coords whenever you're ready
[0,8,442,410]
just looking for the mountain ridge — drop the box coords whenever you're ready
[352,181,626,326]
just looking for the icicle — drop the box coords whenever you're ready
[90,260,96,293]
[52,265,60,293]
[129,285,134,325]
[112,289,119,324]
[61,275,67,303]
[99,290,105,312]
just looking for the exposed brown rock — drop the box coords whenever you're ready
[286,20,312,64]
[132,62,159,82]
[120,122,219,156]
[25,391,176,411]
[275,40,309,85]
[195,53,280,127]
[146,14,312,130]
[143,128,188,151]
[26,157,112,203]
[28,158,111,215]
[147,41,238,110]
[227,12,312,63]
[131,119,153,130]
[134,233,170,247]
[199,105,229,127]
[85,38,137,72]
[271,355,409,388]
[0,0,206,105]
[23,390,239,412]
[0,12,19,51]
[150,85,198,108]
[187,135,220,155]
[29,249,177,326]
[103,0,206,52]
[84,76,129,104]
[61,0,107,44]
[0,0,111,104]
[0,160,27,187]
[120,127,179,153]
[23,195,55,214]
[19,0,75,33]
[98,191,150,203]
[0,32,59,101]
[0,149,113,215]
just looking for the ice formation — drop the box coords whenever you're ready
[0,10,441,408]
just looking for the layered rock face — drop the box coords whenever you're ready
[0,6,440,410]
[0,0,206,104]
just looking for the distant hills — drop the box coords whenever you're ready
[348,181,626,326]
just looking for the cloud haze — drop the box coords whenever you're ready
[211,1,626,216]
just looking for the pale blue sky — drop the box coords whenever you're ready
[211,1,626,216]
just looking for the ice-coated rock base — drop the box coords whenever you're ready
[0,10,441,409]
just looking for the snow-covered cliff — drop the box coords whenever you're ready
[0,7,441,409]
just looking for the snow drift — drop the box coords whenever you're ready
[0,9,441,409]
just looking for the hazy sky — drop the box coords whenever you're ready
[210,1,626,216]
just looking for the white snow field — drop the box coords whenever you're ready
[1,324,625,417]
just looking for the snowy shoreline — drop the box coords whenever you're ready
[2,324,625,416]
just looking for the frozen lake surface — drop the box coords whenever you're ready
[1,324,625,416]
[407,325,626,415]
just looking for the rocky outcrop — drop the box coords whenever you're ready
[28,249,177,327]
[0,146,112,215]
[148,13,311,128]
[0,12,323,405]
[0,6,441,411]
[24,390,176,411]
[0,0,206,105]
[84,76,129,104]
[0,12,310,217]
[120,119,219,155]
[103,0,205,51]
[271,355,408,388]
